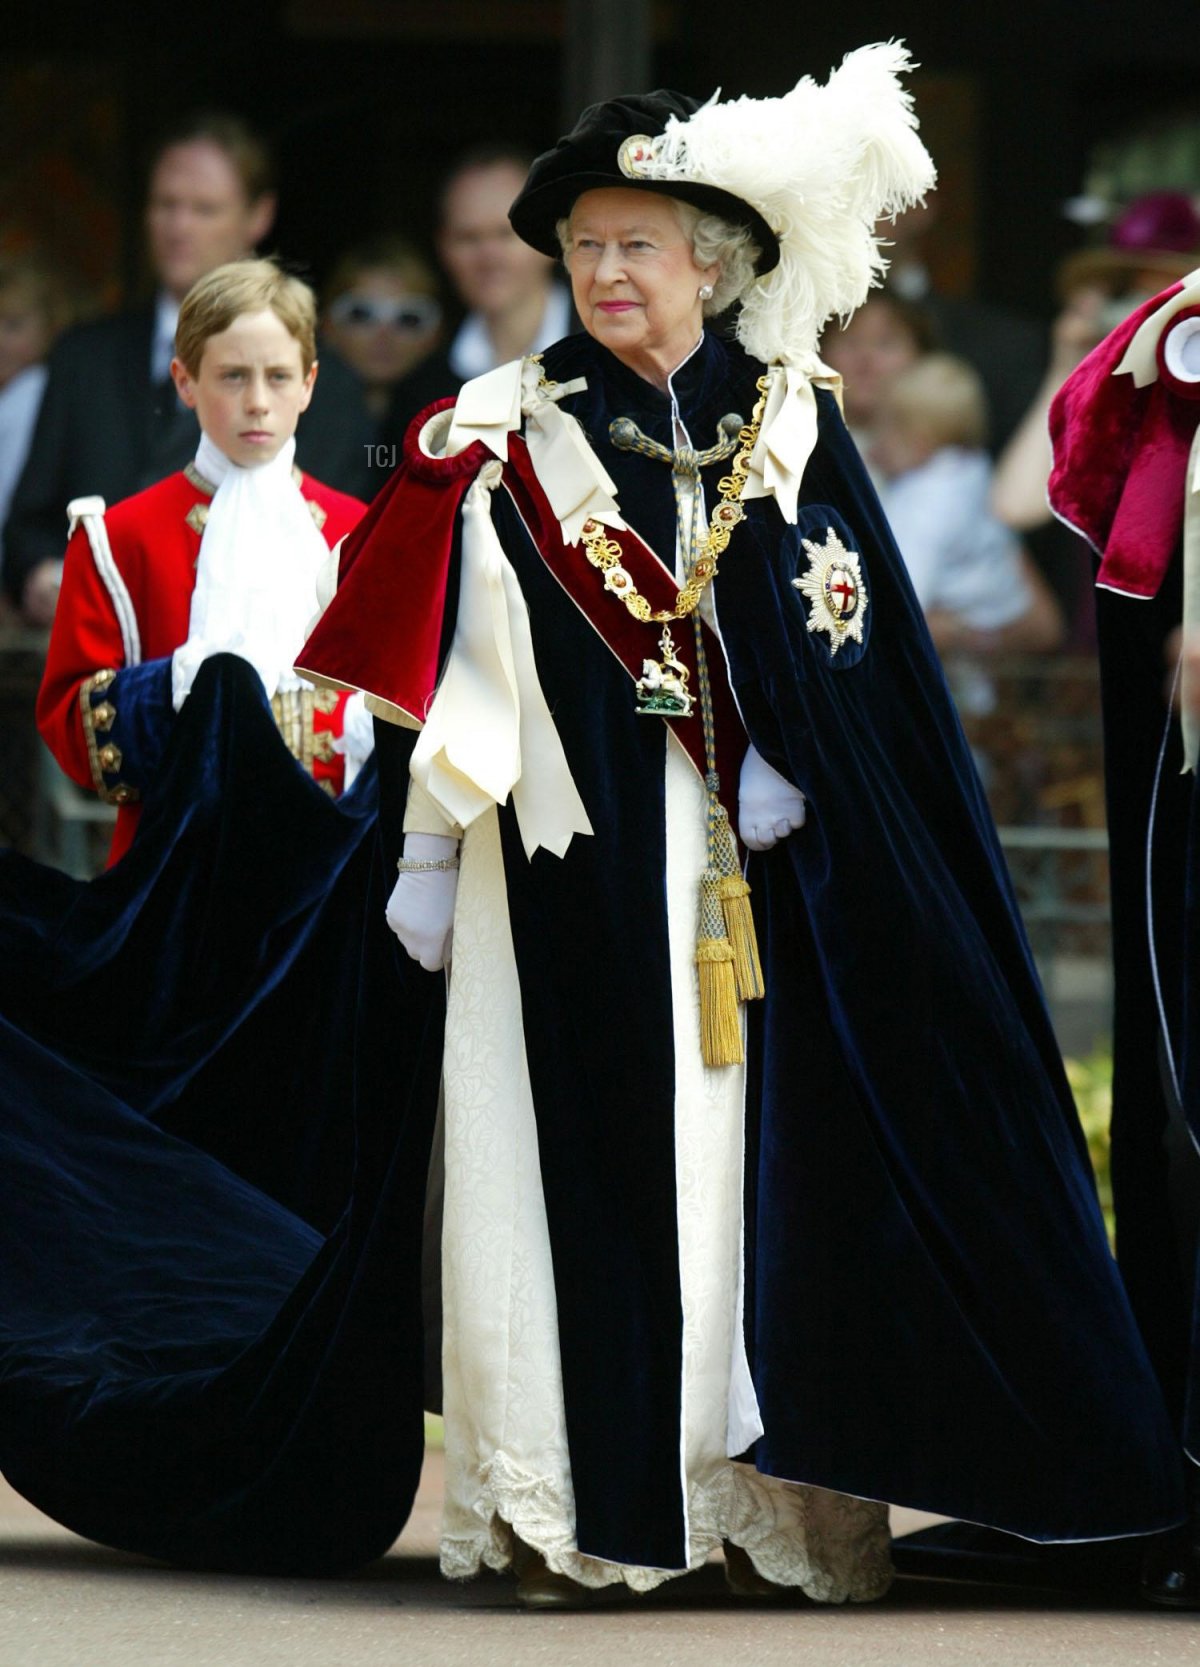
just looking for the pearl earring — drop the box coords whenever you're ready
[698,283,714,301]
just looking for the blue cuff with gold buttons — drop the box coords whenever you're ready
[79,659,174,804]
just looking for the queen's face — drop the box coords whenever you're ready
[565,187,718,390]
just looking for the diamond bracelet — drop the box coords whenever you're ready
[396,855,460,873]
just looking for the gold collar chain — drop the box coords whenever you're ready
[578,374,771,624]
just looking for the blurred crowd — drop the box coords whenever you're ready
[0,117,575,631]
[824,171,1200,673]
[5,103,1200,812]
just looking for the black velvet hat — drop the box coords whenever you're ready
[509,90,782,274]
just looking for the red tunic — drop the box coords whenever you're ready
[38,466,366,864]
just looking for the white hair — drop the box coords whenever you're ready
[555,195,761,317]
[634,44,936,366]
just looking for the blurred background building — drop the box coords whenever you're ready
[6,1,1197,315]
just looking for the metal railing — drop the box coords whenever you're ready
[0,642,1117,998]
[947,653,1111,1051]
[0,621,115,877]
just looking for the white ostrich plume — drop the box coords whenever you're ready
[643,42,936,367]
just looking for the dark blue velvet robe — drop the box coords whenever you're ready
[0,656,441,1572]
[404,329,1184,1566]
[1092,565,1200,1463]
[896,534,1200,1593]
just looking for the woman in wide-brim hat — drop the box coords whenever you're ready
[300,44,1185,1606]
[1055,190,1200,307]
[994,191,1200,537]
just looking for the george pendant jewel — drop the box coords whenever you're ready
[635,625,694,717]
[791,527,868,656]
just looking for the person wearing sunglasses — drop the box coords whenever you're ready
[321,237,444,481]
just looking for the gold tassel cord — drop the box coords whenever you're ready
[596,399,770,1063]
[712,802,764,1002]
[719,873,765,1003]
[696,871,744,1067]
[690,613,763,1053]
[692,614,766,1060]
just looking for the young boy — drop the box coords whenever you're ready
[37,259,367,864]
[871,352,1061,656]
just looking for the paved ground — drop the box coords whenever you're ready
[4,1454,1198,1667]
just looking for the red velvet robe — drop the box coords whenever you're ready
[38,466,365,864]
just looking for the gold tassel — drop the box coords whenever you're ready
[711,803,765,1003]
[696,869,743,1066]
[697,939,743,1066]
[719,872,765,1003]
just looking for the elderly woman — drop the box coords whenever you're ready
[300,47,1184,1605]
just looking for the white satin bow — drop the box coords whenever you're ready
[743,359,842,526]
[410,461,594,859]
[446,358,628,544]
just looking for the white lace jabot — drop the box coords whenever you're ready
[172,433,329,709]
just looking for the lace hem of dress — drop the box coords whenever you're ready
[439,1449,893,1602]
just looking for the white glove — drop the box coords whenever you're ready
[385,832,458,971]
[171,632,276,710]
[738,743,806,852]
[333,691,375,790]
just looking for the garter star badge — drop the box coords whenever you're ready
[792,528,868,657]
[618,134,660,179]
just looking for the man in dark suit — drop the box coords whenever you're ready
[384,146,577,451]
[5,113,373,624]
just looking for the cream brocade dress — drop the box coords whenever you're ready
[435,453,893,1594]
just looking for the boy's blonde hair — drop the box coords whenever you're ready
[883,353,988,451]
[175,258,317,376]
